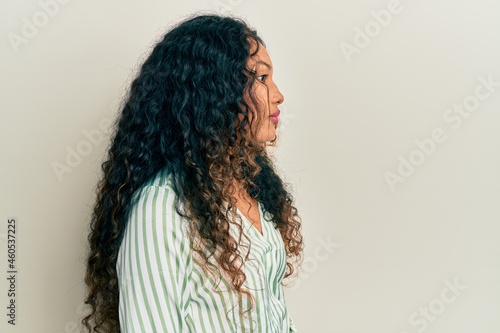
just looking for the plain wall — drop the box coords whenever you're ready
[1,0,499,332]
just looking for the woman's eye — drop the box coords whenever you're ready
[257,74,268,82]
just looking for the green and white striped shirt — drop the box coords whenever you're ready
[116,168,298,332]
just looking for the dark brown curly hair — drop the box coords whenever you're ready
[82,14,303,333]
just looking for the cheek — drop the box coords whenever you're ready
[254,85,269,106]
[242,85,270,131]
[250,89,269,122]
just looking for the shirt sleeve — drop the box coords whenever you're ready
[117,184,192,333]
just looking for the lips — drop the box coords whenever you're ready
[270,110,280,124]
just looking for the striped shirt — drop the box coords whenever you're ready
[116,168,298,332]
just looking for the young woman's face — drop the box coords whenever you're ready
[243,42,284,143]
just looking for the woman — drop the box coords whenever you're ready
[82,14,303,333]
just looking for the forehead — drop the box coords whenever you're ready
[247,42,272,70]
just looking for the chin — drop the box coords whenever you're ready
[262,134,277,143]
[254,128,277,143]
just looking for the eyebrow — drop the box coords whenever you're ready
[256,60,272,70]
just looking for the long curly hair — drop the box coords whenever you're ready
[82,14,303,333]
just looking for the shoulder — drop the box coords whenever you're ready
[124,169,190,251]
[133,168,176,202]
[128,168,182,223]
[143,167,174,189]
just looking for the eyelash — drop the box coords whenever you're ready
[257,74,268,82]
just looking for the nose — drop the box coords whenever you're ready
[272,82,284,105]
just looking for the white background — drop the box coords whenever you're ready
[1,0,499,332]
